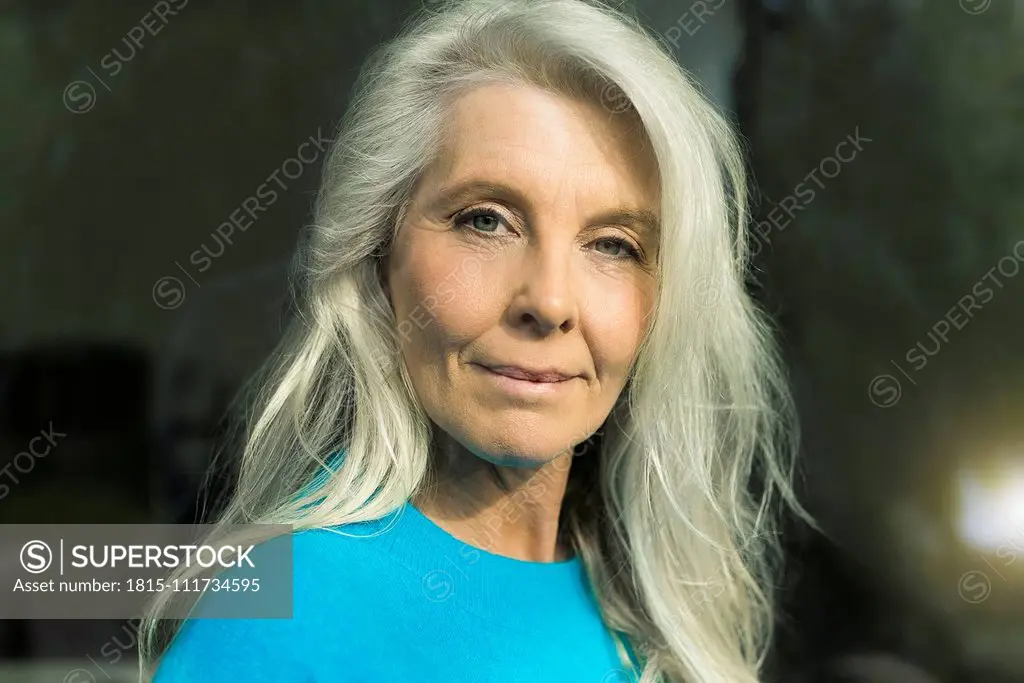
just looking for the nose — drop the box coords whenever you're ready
[505,243,580,336]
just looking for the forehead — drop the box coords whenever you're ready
[430,82,660,210]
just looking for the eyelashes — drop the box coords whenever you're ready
[451,206,645,263]
[592,236,643,261]
[454,208,511,235]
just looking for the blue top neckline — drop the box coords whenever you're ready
[300,451,640,670]
[400,497,583,570]
[345,497,591,610]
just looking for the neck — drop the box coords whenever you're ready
[411,430,576,563]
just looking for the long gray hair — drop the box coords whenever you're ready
[140,1,807,681]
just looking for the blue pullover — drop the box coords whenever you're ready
[153,498,640,682]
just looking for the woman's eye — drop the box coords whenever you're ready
[472,214,501,232]
[455,209,510,234]
[594,237,641,261]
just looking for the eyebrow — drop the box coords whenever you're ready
[431,179,660,237]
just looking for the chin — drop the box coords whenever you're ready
[465,434,573,468]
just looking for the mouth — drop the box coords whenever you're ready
[472,363,580,397]
[476,363,578,383]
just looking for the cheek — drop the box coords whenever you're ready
[582,278,652,375]
[391,244,496,359]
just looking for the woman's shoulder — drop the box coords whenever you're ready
[291,521,407,601]
[152,612,311,682]
[152,522,405,682]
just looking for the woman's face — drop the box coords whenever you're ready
[386,82,659,465]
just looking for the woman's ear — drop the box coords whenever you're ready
[378,255,392,300]
[381,197,409,304]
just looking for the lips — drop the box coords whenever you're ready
[478,364,577,383]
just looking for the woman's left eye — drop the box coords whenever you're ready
[593,237,641,261]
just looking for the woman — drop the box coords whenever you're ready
[143,0,806,681]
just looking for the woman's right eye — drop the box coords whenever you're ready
[454,208,512,234]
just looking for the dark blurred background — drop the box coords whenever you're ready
[1,0,1022,681]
